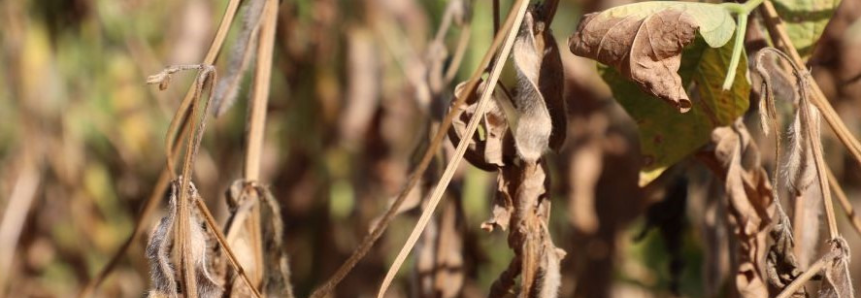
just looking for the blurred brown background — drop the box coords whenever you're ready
[1,0,860,297]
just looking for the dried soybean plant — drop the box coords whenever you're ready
[753,48,855,298]
[143,0,294,297]
[376,2,568,297]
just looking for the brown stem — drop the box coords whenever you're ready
[237,0,279,289]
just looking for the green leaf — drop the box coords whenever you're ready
[600,36,750,185]
[773,0,841,59]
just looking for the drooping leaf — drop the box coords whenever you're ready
[818,238,855,298]
[773,0,841,60]
[708,123,774,298]
[449,80,517,171]
[570,2,736,112]
[599,35,749,185]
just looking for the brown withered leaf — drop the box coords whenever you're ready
[705,123,774,298]
[448,80,517,171]
[486,161,563,298]
[570,9,695,112]
[765,208,807,297]
[569,2,736,113]
[512,10,567,162]
[818,238,855,298]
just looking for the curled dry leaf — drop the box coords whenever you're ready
[512,10,567,162]
[706,123,774,298]
[818,238,855,298]
[765,209,807,297]
[146,180,222,298]
[569,2,736,112]
[448,80,517,171]
[487,161,564,298]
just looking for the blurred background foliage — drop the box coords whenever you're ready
[1,0,860,297]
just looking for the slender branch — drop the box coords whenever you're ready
[239,0,279,289]
[307,1,524,296]
[164,0,244,177]
[774,248,840,298]
[376,1,531,297]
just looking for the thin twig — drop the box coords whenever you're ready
[376,1,531,297]
[164,0,244,176]
[307,1,525,296]
[774,247,843,298]
[175,65,218,298]
[240,0,279,289]
[827,168,861,237]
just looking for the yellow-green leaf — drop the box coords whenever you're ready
[773,0,841,59]
[600,36,750,185]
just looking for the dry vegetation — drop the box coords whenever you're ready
[2,0,861,297]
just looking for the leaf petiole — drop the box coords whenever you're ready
[719,0,764,90]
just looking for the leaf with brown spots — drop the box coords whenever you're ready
[569,2,737,112]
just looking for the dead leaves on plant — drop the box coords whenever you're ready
[449,7,567,298]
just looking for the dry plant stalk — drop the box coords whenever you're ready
[145,64,263,298]
[308,0,525,296]
[755,47,855,298]
[451,6,566,297]
[79,0,245,294]
[759,1,861,238]
[755,48,837,240]
[375,1,532,296]
[147,64,218,298]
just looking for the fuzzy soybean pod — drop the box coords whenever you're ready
[511,11,567,163]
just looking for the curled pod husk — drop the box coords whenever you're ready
[448,80,518,171]
[512,10,567,162]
